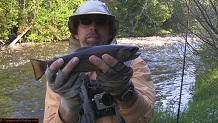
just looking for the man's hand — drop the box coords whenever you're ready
[45,57,84,113]
[89,54,118,72]
[89,54,133,95]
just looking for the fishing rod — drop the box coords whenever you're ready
[176,0,190,123]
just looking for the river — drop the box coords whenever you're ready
[0,36,197,122]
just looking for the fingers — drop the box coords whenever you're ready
[102,54,118,66]
[89,55,109,72]
[62,57,79,75]
[46,58,64,82]
[46,57,79,85]
[49,58,64,72]
[89,54,118,72]
[53,57,79,87]
[49,57,79,75]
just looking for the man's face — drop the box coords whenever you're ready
[74,15,112,47]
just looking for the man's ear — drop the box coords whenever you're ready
[74,34,79,40]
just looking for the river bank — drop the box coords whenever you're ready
[150,41,218,123]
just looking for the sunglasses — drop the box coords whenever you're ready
[79,18,109,26]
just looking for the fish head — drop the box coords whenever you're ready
[117,46,141,61]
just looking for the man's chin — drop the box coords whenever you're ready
[85,41,103,46]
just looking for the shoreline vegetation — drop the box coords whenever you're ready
[151,50,218,122]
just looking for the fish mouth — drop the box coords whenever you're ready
[131,52,141,59]
[128,47,141,60]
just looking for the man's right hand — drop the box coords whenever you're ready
[45,57,84,113]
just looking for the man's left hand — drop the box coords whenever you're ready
[89,54,133,95]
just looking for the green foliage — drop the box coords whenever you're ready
[189,0,218,57]
[0,0,85,43]
[28,0,86,42]
[107,0,174,37]
[150,106,177,123]
[169,0,187,32]
[3,0,215,43]
[194,50,218,101]
[180,50,218,122]
[0,0,19,41]
[0,0,185,43]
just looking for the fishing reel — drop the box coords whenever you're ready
[92,92,115,110]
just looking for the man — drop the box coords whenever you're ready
[44,1,155,123]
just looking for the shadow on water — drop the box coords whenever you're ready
[0,37,198,122]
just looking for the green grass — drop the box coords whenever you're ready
[151,53,218,123]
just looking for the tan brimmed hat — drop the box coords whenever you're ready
[68,1,119,43]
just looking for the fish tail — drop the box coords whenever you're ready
[30,59,48,80]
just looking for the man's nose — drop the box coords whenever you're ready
[89,23,97,31]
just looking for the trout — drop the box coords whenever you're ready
[30,44,141,80]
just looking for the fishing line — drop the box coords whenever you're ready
[176,0,190,123]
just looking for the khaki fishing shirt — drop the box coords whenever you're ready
[43,57,155,123]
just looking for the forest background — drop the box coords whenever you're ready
[0,0,217,57]
[0,0,217,122]
[2,0,180,43]
[0,0,210,43]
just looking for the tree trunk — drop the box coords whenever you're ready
[131,0,148,33]
[9,25,32,46]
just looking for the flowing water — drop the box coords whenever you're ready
[0,36,198,122]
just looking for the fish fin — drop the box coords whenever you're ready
[30,59,48,80]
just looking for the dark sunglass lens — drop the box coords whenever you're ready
[80,18,92,25]
[96,19,108,25]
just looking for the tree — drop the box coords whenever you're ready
[0,0,85,44]
[28,0,85,42]
[0,0,19,43]
[0,0,191,43]
[106,0,174,37]
[189,0,218,57]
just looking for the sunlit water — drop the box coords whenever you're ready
[118,36,198,111]
[0,36,198,122]
[0,43,69,122]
